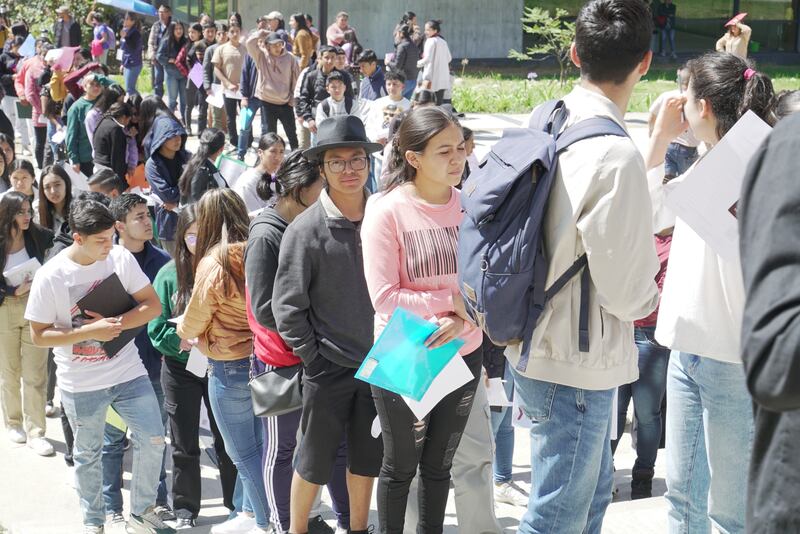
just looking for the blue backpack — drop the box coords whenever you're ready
[458,100,628,372]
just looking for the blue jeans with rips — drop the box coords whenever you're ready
[511,370,614,534]
[60,375,165,527]
[102,377,168,514]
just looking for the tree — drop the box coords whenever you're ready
[8,0,99,46]
[509,7,576,86]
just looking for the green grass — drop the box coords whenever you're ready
[453,69,800,114]
[114,64,799,115]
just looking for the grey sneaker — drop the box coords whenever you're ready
[154,504,176,522]
[109,511,125,525]
[126,506,176,534]
[84,525,105,534]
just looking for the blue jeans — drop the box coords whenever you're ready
[165,74,187,122]
[612,326,669,471]
[660,27,677,54]
[208,357,270,529]
[490,364,515,484]
[237,97,267,159]
[102,378,168,514]
[665,352,753,534]
[123,64,143,96]
[61,375,165,527]
[402,79,416,100]
[152,61,165,98]
[511,370,614,534]
[665,143,699,178]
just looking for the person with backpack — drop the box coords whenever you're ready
[295,45,354,139]
[461,1,660,531]
[87,12,114,65]
[313,70,367,126]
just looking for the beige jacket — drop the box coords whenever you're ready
[246,30,300,106]
[177,242,253,361]
[716,23,752,58]
[505,86,660,390]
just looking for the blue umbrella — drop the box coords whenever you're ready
[96,0,157,17]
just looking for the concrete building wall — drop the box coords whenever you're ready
[237,0,523,59]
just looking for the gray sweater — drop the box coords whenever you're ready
[272,189,374,368]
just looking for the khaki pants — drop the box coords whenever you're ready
[0,295,48,437]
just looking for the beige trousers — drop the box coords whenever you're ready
[0,295,48,437]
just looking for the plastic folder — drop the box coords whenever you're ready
[355,308,464,401]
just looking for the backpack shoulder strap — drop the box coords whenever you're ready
[322,99,330,117]
[528,99,566,134]
[555,117,629,153]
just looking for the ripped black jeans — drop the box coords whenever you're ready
[371,348,482,534]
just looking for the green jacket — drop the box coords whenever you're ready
[65,96,97,164]
[148,261,190,363]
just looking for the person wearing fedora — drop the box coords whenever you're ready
[273,115,383,534]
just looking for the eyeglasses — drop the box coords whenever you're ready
[185,233,197,246]
[324,156,368,174]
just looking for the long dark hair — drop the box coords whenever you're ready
[385,107,461,192]
[291,12,309,34]
[167,21,187,51]
[125,12,142,32]
[272,149,322,207]
[38,165,73,231]
[8,159,37,193]
[774,90,800,121]
[401,11,416,25]
[687,52,776,140]
[0,151,7,191]
[92,84,126,113]
[255,133,285,202]
[178,128,225,198]
[0,191,30,277]
[174,203,197,315]
[397,24,412,42]
[138,95,172,146]
[194,188,250,296]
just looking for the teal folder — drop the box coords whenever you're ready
[355,308,464,401]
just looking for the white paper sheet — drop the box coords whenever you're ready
[3,257,42,287]
[223,88,243,100]
[166,313,185,325]
[206,84,225,108]
[186,346,208,377]
[401,355,473,421]
[664,111,772,262]
[51,129,66,145]
[371,416,382,438]
[62,163,90,191]
[116,49,124,62]
[486,377,512,407]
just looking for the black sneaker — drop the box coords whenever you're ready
[308,515,334,534]
[630,467,655,500]
[127,506,177,534]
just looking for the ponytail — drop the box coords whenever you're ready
[179,128,225,198]
[687,52,776,140]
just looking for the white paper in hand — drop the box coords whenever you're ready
[371,416,382,438]
[62,163,90,191]
[51,129,66,145]
[167,313,185,326]
[3,258,41,287]
[186,346,208,377]
[401,354,473,421]
[206,84,225,108]
[664,111,772,262]
[486,377,512,407]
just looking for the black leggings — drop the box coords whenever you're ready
[34,125,47,169]
[372,348,482,534]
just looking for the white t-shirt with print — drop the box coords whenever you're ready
[24,245,150,393]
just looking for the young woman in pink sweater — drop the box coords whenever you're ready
[361,106,482,533]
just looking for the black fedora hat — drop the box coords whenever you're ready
[303,115,383,162]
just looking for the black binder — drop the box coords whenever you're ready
[77,273,144,358]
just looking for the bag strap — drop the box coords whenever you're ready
[322,99,330,117]
[556,117,629,152]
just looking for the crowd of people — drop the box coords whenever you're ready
[0,1,799,534]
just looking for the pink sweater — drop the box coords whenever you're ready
[361,185,482,356]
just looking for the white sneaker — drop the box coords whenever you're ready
[245,528,272,534]
[335,528,348,534]
[494,482,528,507]
[28,436,55,456]
[84,525,105,534]
[46,402,60,417]
[210,513,257,534]
[8,426,26,444]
